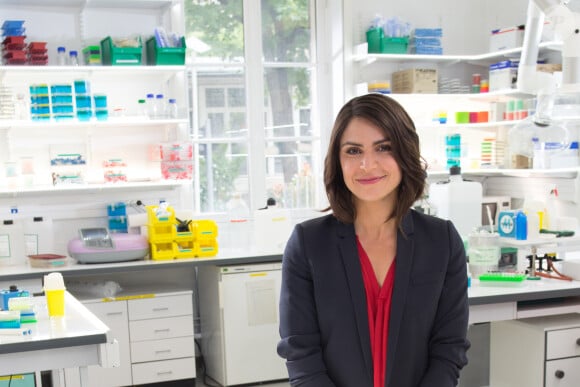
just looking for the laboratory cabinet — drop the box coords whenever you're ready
[64,290,196,387]
[490,313,580,387]
[198,263,288,386]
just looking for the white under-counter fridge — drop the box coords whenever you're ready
[198,262,288,386]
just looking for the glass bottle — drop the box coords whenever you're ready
[57,46,67,66]
[155,94,165,118]
[145,93,156,118]
[69,50,79,66]
[167,98,178,119]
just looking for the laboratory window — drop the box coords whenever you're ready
[185,0,321,213]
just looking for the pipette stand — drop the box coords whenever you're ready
[527,245,541,280]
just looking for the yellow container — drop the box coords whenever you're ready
[150,241,177,260]
[175,238,196,258]
[45,289,65,317]
[192,219,218,240]
[147,205,177,241]
[195,239,219,257]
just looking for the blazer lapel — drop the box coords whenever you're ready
[385,211,415,387]
[336,221,373,381]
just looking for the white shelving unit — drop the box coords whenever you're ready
[351,33,568,177]
[0,0,194,268]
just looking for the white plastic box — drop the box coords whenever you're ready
[489,60,518,92]
[490,25,524,52]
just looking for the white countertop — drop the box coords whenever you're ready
[0,291,110,375]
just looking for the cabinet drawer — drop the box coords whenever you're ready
[87,300,128,321]
[131,357,196,385]
[546,327,580,360]
[131,336,195,363]
[129,315,193,341]
[128,293,192,320]
[545,357,580,387]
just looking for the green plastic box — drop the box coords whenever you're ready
[146,36,186,65]
[100,36,142,66]
[383,36,409,54]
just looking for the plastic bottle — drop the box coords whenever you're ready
[56,46,67,66]
[167,98,178,119]
[226,193,250,252]
[69,50,79,66]
[428,165,483,239]
[515,211,528,240]
[155,94,165,118]
[145,93,156,118]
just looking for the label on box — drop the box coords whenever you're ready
[498,211,516,238]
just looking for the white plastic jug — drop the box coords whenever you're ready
[428,166,483,239]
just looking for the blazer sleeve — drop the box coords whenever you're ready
[277,224,337,387]
[418,220,470,387]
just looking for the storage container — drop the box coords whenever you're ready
[27,254,68,268]
[383,36,409,54]
[145,36,186,65]
[101,36,142,66]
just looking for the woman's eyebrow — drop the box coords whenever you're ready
[341,138,390,148]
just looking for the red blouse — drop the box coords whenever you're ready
[357,237,396,387]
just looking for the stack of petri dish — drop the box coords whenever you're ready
[50,84,74,121]
[74,79,92,121]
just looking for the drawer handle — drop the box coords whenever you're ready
[152,307,169,312]
[154,328,171,333]
[106,312,123,316]
[157,371,173,376]
[155,349,172,354]
[555,370,565,379]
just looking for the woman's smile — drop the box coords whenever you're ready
[356,175,387,184]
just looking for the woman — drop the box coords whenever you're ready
[277,93,469,387]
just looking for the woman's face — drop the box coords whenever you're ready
[339,117,402,206]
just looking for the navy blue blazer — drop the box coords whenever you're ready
[277,210,470,387]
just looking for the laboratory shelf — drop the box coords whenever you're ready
[353,40,562,65]
[0,118,189,130]
[0,65,186,83]
[416,120,520,131]
[0,180,190,198]
[427,167,580,179]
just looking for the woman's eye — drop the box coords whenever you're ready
[345,147,361,155]
[377,143,392,152]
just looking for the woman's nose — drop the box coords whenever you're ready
[360,155,374,170]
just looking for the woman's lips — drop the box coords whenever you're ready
[356,175,385,184]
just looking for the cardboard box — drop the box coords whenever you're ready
[391,68,438,94]
[490,25,524,52]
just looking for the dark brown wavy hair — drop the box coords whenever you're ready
[324,93,427,229]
